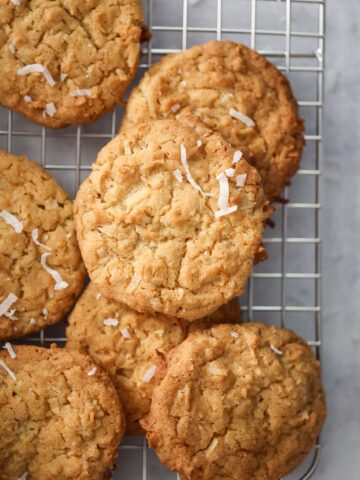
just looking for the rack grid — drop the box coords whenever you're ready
[0,0,325,478]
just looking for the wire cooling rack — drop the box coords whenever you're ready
[0,0,325,478]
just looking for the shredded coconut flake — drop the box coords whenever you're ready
[42,308,48,319]
[24,95,32,103]
[8,42,16,54]
[0,293,18,317]
[221,92,234,101]
[103,318,119,327]
[96,292,101,300]
[171,103,181,113]
[232,150,243,164]
[230,331,239,338]
[44,102,56,117]
[215,206,238,218]
[173,169,183,183]
[208,363,227,376]
[216,172,230,210]
[236,174,247,189]
[180,144,213,197]
[4,342,16,359]
[87,367,97,376]
[60,73,68,81]
[143,364,157,382]
[17,473,28,480]
[0,210,23,233]
[196,139,202,147]
[31,228,52,251]
[180,80,188,87]
[4,309,17,320]
[225,168,235,178]
[10,0,20,5]
[17,64,55,86]
[29,318,37,325]
[0,359,16,381]
[40,253,69,291]
[229,108,255,128]
[69,88,92,97]
[127,274,141,293]
[121,327,131,339]
[270,343,283,356]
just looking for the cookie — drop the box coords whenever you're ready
[74,118,269,320]
[141,322,326,480]
[66,282,242,434]
[121,40,304,199]
[0,344,125,480]
[0,151,85,340]
[0,0,143,128]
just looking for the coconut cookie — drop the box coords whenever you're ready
[0,345,125,480]
[74,118,269,320]
[122,40,304,199]
[0,151,85,341]
[0,0,143,128]
[66,282,242,434]
[141,323,326,480]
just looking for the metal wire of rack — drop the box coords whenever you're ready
[0,0,325,478]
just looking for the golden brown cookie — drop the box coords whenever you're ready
[66,282,242,434]
[122,40,304,199]
[0,151,86,341]
[74,118,269,320]
[0,344,125,480]
[0,0,143,128]
[141,322,326,480]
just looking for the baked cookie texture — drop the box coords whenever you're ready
[0,345,125,480]
[0,0,143,128]
[74,118,269,320]
[66,282,242,434]
[122,40,304,199]
[0,151,86,341]
[142,322,326,480]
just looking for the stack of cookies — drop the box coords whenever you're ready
[0,1,326,479]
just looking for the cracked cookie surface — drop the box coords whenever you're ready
[0,151,85,341]
[0,345,125,480]
[66,282,242,434]
[74,119,269,320]
[0,0,143,127]
[142,322,326,480]
[122,40,304,199]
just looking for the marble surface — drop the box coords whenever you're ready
[317,0,360,478]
